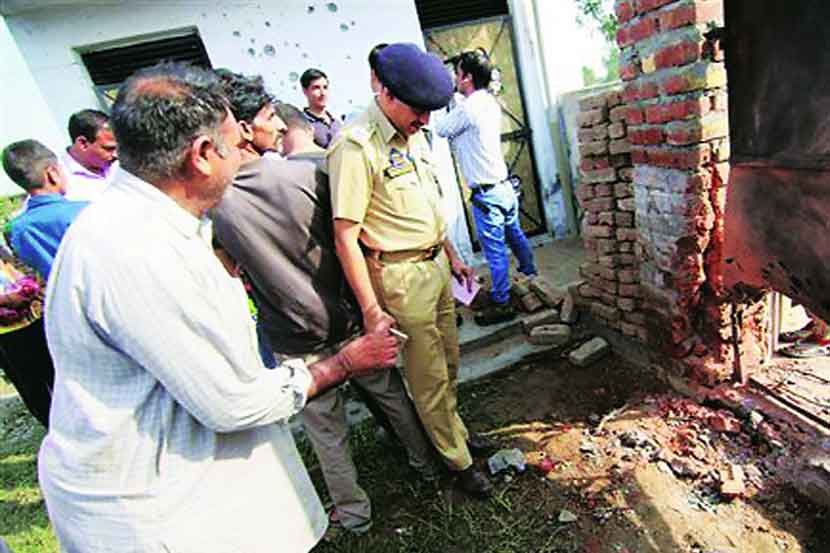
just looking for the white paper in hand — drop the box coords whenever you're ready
[451,277,480,306]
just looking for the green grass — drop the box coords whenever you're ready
[0,399,56,552]
[0,195,23,227]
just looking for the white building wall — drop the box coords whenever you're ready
[0,15,64,196]
[508,0,568,238]
[4,1,426,126]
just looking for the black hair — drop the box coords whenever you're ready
[274,102,312,133]
[457,48,493,90]
[1,139,58,192]
[110,62,229,184]
[68,109,110,142]
[300,68,328,89]
[216,69,275,123]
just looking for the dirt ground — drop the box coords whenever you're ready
[314,344,830,553]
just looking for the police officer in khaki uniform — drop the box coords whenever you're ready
[330,43,494,497]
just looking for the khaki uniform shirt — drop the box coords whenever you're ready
[329,101,445,252]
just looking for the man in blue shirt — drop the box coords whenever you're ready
[2,139,88,279]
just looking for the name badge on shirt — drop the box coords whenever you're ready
[384,148,416,179]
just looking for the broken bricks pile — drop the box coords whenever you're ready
[574,88,647,343]
[544,395,797,505]
[513,275,611,367]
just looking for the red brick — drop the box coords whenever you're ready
[585,197,616,213]
[618,268,639,283]
[594,183,614,197]
[619,283,641,297]
[614,182,633,197]
[659,62,727,96]
[579,140,609,157]
[665,113,728,145]
[620,59,640,81]
[582,167,617,184]
[584,224,615,238]
[597,239,618,254]
[615,0,636,23]
[584,211,598,225]
[579,94,607,111]
[618,16,660,48]
[658,1,723,31]
[593,156,611,170]
[578,108,608,127]
[598,212,615,226]
[575,184,594,203]
[609,139,632,155]
[615,212,635,227]
[600,292,617,306]
[617,229,640,242]
[608,122,626,139]
[654,40,703,70]
[610,105,629,123]
[709,412,741,434]
[635,0,677,13]
[631,146,649,164]
[605,90,623,107]
[623,80,659,102]
[624,106,645,125]
[597,277,619,293]
[629,126,664,145]
[645,96,710,124]
[636,144,711,170]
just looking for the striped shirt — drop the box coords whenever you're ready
[39,170,326,553]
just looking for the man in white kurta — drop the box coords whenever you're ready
[39,62,398,553]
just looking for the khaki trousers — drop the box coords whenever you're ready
[278,343,436,531]
[367,250,473,471]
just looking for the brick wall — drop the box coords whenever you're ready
[575,88,648,342]
[577,0,767,386]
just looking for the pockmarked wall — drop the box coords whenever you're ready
[4,0,424,131]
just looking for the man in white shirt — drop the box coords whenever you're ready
[39,62,399,553]
[60,109,117,201]
[434,49,538,326]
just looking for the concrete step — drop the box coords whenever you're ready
[338,329,558,428]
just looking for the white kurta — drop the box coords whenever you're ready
[40,170,327,553]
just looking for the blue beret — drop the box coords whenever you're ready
[375,43,453,112]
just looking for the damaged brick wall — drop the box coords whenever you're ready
[575,89,648,342]
[575,0,768,386]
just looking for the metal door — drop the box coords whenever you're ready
[722,0,830,323]
[424,16,547,245]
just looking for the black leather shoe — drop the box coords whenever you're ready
[467,433,498,456]
[474,302,517,326]
[455,466,494,498]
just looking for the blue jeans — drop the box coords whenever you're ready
[471,183,537,305]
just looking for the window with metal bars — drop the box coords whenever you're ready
[80,30,211,109]
[415,0,508,29]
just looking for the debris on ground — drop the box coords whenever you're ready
[568,337,610,366]
[528,324,571,346]
[557,508,578,523]
[487,448,527,475]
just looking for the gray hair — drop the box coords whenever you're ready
[111,62,229,184]
[1,139,58,192]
